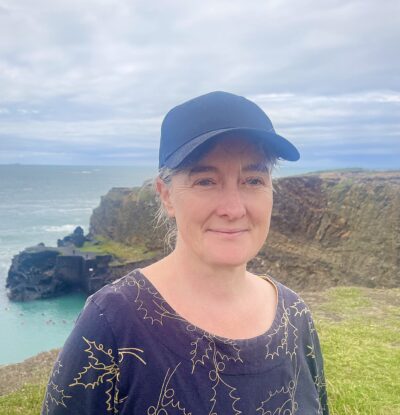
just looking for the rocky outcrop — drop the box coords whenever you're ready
[6,230,114,301]
[57,226,89,248]
[260,171,400,289]
[6,246,68,301]
[7,170,400,301]
[89,183,167,251]
[90,170,400,290]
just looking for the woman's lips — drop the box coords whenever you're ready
[207,229,248,235]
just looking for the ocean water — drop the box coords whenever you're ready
[0,164,156,365]
[0,163,309,365]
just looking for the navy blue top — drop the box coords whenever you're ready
[42,269,329,414]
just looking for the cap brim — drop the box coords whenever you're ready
[163,127,300,169]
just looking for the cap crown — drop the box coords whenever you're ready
[160,91,274,167]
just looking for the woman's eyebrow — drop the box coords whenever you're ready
[188,165,218,175]
[242,163,269,172]
[188,163,268,175]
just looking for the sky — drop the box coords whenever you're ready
[0,0,399,171]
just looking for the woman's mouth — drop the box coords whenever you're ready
[207,229,248,236]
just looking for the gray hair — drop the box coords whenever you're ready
[153,166,178,251]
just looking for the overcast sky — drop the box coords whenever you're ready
[0,0,399,171]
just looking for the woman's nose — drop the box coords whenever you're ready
[215,185,246,219]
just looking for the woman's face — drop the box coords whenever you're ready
[158,137,273,269]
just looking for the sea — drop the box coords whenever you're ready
[0,163,308,365]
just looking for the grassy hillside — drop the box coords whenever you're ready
[303,287,400,415]
[1,286,399,415]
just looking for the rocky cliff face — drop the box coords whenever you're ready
[6,246,68,301]
[90,171,400,290]
[257,171,400,289]
[6,243,114,301]
[89,184,167,252]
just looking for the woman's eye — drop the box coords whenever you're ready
[194,178,215,186]
[244,177,265,186]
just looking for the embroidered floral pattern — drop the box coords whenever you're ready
[43,270,328,414]
[68,337,146,413]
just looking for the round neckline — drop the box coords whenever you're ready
[134,268,283,347]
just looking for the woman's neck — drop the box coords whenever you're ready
[140,244,277,340]
[151,242,252,304]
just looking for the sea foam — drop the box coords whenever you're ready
[43,224,78,233]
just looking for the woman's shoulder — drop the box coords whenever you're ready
[264,274,306,303]
[264,274,314,322]
[84,269,144,316]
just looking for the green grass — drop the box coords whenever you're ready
[317,320,400,414]
[80,236,156,265]
[319,286,373,314]
[0,384,46,414]
[311,287,400,415]
[1,286,399,414]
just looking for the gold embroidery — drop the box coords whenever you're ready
[113,273,186,326]
[258,298,305,414]
[256,380,299,415]
[43,359,72,415]
[190,333,213,372]
[147,363,192,415]
[209,340,242,415]
[189,333,242,414]
[119,347,147,365]
[190,333,242,374]
[52,359,63,377]
[265,298,303,361]
[306,343,316,359]
[69,337,146,413]
[290,298,310,318]
[113,272,325,414]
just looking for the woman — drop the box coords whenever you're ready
[42,91,329,414]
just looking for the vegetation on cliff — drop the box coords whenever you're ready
[80,235,156,265]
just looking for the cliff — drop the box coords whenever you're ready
[90,170,400,290]
[89,183,167,252]
[6,170,400,301]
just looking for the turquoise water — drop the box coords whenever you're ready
[0,164,157,365]
[1,292,87,364]
[0,163,310,365]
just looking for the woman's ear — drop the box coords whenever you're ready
[156,177,175,217]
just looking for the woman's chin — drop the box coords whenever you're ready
[203,250,254,269]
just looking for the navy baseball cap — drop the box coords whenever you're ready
[159,91,300,169]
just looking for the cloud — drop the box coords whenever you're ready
[0,0,399,168]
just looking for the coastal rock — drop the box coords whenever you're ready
[57,226,90,248]
[6,246,67,301]
[258,171,400,289]
[89,182,167,252]
[6,245,114,301]
[90,170,400,290]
